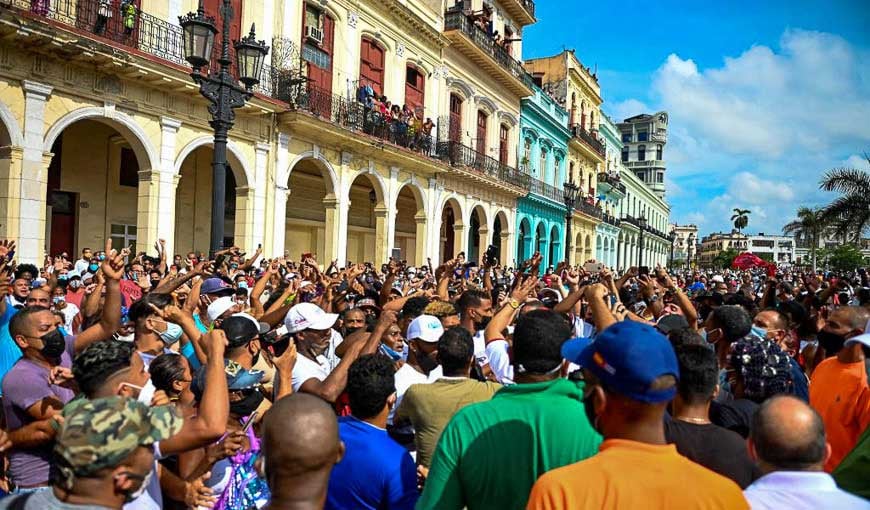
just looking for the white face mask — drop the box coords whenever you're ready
[121,380,157,405]
[114,332,135,343]
[125,468,154,503]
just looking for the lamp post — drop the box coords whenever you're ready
[668,228,676,269]
[562,181,579,264]
[687,233,695,270]
[637,214,647,267]
[179,0,268,257]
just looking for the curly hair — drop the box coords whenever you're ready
[346,354,396,420]
[424,300,459,319]
[729,336,792,403]
[72,340,135,398]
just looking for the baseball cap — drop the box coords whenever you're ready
[54,396,181,485]
[407,315,444,343]
[711,275,725,283]
[207,296,236,323]
[284,302,338,333]
[562,321,679,404]
[656,314,690,335]
[201,277,234,296]
[234,312,270,335]
[356,297,381,311]
[845,319,870,348]
[220,315,260,349]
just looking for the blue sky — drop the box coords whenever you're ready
[523,0,870,237]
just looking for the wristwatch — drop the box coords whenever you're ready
[508,298,521,310]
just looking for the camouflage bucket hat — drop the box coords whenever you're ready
[55,396,182,478]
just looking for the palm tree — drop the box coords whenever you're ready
[782,207,827,272]
[819,156,870,243]
[731,208,751,234]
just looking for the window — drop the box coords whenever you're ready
[621,133,631,143]
[637,144,646,161]
[657,172,663,183]
[404,64,425,111]
[476,110,487,155]
[110,224,137,253]
[499,124,509,165]
[569,161,575,182]
[656,144,663,160]
[119,147,139,187]
[638,131,648,142]
[302,6,334,94]
[359,38,385,95]
[522,138,532,170]
[621,147,628,162]
[570,93,576,125]
[554,157,561,186]
[449,93,462,142]
[539,149,547,176]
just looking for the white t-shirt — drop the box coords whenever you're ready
[485,339,514,385]
[472,330,490,366]
[389,363,442,425]
[573,317,595,339]
[324,329,344,372]
[56,303,79,333]
[291,354,331,392]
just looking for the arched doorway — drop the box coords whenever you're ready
[440,198,463,263]
[468,205,488,265]
[45,119,148,256]
[346,173,384,264]
[174,146,248,254]
[285,158,337,261]
[492,210,509,266]
[394,184,426,266]
[575,232,583,264]
[584,234,592,262]
[517,217,532,264]
[535,222,547,273]
[548,225,560,269]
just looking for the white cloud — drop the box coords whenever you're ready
[631,29,870,237]
[607,98,650,124]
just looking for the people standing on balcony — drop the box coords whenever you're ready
[121,0,136,36]
[95,0,113,35]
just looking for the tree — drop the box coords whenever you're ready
[823,245,867,272]
[819,154,870,243]
[713,248,741,270]
[731,208,751,234]
[782,206,828,273]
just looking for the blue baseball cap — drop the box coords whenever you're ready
[201,277,234,296]
[561,321,679,404]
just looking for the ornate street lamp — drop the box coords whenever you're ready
[562,181,579,264]
[180,0,268,256]
[668,227,676,269]
[637,214,647,267]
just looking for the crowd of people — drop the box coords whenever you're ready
[355,83,435,153]
[0,236,866,509]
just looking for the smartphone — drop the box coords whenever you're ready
[242,411,259,433]
[583,262,604,274]
[638,266,650,277]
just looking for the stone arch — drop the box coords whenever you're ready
[394,181,428,265]
[283,150,339,195]
[475,95,498,115]
[498,111,518,128]
[345,166,387,205]
[439,195,465,262]
[0,100,23,147]
[438,194,466,228]
[44,106,159,171]
[174,135,253,187]
[359,30,394,53]
[445,77,475,101]
[548,222,562,267]
[395,177,428,218]
[467,203,489,263]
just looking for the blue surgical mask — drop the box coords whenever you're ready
[751,325,768,340]
[157,320,183,345]
[52,296,64,304]
[237,281,248,289]
[699,329,707,342]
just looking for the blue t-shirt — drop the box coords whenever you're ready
[0,300,23,396]
[326,416,418,510]
[789,357,809,402]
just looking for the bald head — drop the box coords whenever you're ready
[262,393,343,489]
[750,395,827,472]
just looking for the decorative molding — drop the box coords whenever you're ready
[396,43,405,58]
[348,11,359,29]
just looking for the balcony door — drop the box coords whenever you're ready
[449,94,462,142]
[203,0,243,76]
[476,110,487,155]
[404,64,425,113]
[498,124,508,165]
[360,37,385,96]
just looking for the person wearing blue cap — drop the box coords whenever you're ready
[527,320,749,510]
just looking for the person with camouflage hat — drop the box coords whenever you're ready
[0,396,181,509]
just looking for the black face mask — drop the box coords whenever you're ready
[39,329,66,358]
[817,330,847,355]
[343,326,363,338]
[474,314,492,331]
[230,389,265,417]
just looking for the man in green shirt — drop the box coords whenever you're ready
[417,308,602,510]
[396,326,501,468]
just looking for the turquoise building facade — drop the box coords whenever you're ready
[517,85,571,270]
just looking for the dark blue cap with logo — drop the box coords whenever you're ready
[562,321,679,404]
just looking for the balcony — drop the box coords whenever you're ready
[527,176,564,204]
[436,141,531,191]
[626,160,665,168]
[499,0,536,25]
[570,124,606,159]
[573,197,603,220]
[442,9,535,97]
[602,213,621,227]
[597,172,626,195]
[4,0,276,97]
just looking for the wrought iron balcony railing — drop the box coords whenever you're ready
[527,177,563,204]
[597,172,626,194]
[602,213,621,227]
[6,0,275,96]
[443,9,535,90]
[436,141,530,190]
[571,124,605,157]
[573,198,603,219]
[520,0,536,17]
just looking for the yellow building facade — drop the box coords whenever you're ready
[0,0,536,266]
[524,50,605,263]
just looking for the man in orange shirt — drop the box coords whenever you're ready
[809,306,870,472]
[527,321,748,510]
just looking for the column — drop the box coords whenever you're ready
[20,80,53,264]
[323,195,346,265]
[454,224,468,258]
[500,231,511,268]
[139,116,181,256]
[414,213,427,266]
[426,179,441,262]
[271,185,289,256]
[233,186,256,252]
[386,167,400,259]
[251,141,270,251]
[0,146,24,242]
[136,169,161,256]
[374,205,390,264]
[477,227,489,265]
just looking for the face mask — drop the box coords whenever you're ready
[230,389,265,416]
[156,320,183,345]
[150,279,160,287]
[58,274,68,281]
[39,328,66,358]
[750,325,768,340]
[379,343,403,362]
[52,296,64,305]
[238,281,248,289]
[88,263,99,272]
[69,280,82,289]
[115,332,135,343]
[817,330,846,354]
[122,468,153,503]
[474,313,492,331]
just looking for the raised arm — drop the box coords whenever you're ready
[485,276,538,343]
[74,239,124,354]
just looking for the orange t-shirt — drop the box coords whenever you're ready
[526,439,748,510]
[809,356,870,472]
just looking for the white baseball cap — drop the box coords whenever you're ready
[711,275,725,283]
[284,302,338,333]
[845,319,870,348]
[407,315,444,343]
[207,296,236,323]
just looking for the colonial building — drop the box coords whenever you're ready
[0,0,538,267]
[516,83,570,270]
[747,234,795,265]
[595,117,625,269]
[599,114,670,270]
[698,231,749,268]
[524,49,605,264]
[618,111,668,200]
[670,223,699,269]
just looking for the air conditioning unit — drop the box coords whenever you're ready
[305,25,324,45]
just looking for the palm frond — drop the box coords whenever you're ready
[820,168,870,194]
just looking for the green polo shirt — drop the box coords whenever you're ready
[417,378,602,510]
